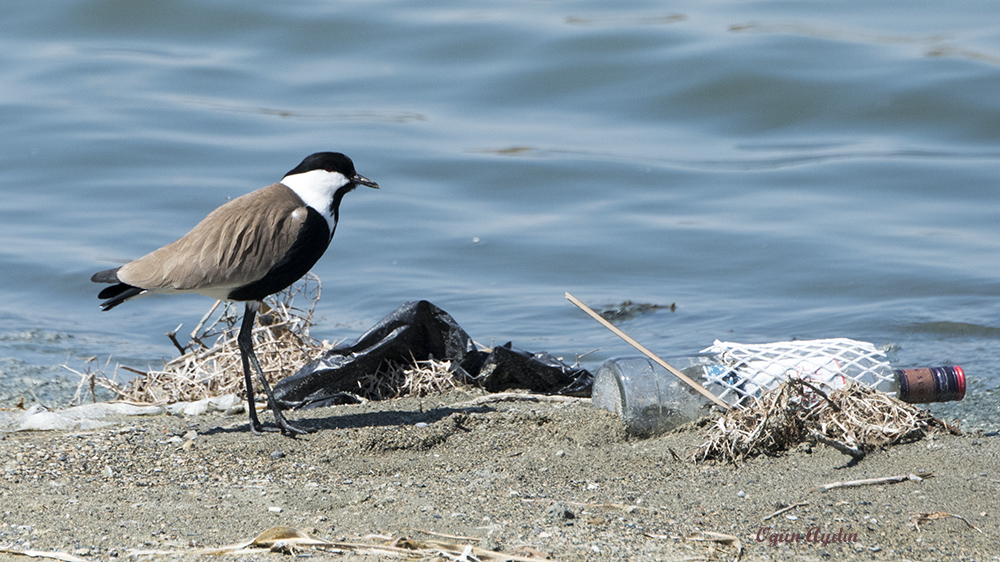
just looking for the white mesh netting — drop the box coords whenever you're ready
[699,337,895,407]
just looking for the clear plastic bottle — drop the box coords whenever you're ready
[591,355,724,436]
[593,354,965,436]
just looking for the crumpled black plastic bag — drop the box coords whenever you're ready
[273,300,592,409]
[470,342,593,397]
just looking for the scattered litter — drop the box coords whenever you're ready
[75,278,592,414]
[20,277,595,431]
[274,300,592,409]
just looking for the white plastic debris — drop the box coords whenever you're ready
[165,394,244,416]
[11,402,165,431]
[702,338,895,407]
[1,393,245,432]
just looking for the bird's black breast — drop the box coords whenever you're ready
[227,207,331,302]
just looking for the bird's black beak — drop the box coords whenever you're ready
[353,174,380,189]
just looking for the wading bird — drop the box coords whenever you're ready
[91,152,379,436]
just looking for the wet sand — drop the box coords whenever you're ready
[1,390,996,561]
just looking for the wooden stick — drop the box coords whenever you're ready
[810,471,933,493]
[565,292,730,411]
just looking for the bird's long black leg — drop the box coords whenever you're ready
[238,302,309,436]
[238,303,269,434]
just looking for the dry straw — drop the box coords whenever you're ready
[691,378,960,463]
[93,274,458,406]
[97,274,332,404]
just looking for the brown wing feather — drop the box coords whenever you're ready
[118,183,308,294]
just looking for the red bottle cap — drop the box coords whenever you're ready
[896,366,965,403]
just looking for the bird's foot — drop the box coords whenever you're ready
[247,401,311,436]
[249,410,311,437]
[250,420,311,436]
[250,421,282,435]
[277,417,311,437]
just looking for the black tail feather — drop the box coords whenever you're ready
[97,284,145,311]
[94,276,145,311]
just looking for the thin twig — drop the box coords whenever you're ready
[166,324,186,354]
[521,497,656,513]
[809,430,864,459]
[810,471,933,493]
[910,511,983,533]
[792,378,841,412]
[191,300,222,342]
[763,502,809,521]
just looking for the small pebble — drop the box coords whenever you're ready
[268,506,283,513]
[271,450,286,459]
[414,422,429,429]
[737,490,746,498]
[546,502,575,520]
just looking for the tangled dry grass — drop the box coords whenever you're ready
[691,378,960,463]
[359,358,465,401]
[87,274,460,406]
[95,273,334,404]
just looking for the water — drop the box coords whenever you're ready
[2,1,998,430]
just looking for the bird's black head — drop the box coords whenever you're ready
[286,152,380,189]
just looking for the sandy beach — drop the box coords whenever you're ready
[1,389,996,561]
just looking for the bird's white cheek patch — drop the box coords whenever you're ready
[282,170,348,212]
[281,169,349,233]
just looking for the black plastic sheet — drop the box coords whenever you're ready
[273,300,593,409]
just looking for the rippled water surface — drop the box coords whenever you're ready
[2,1,999,429]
